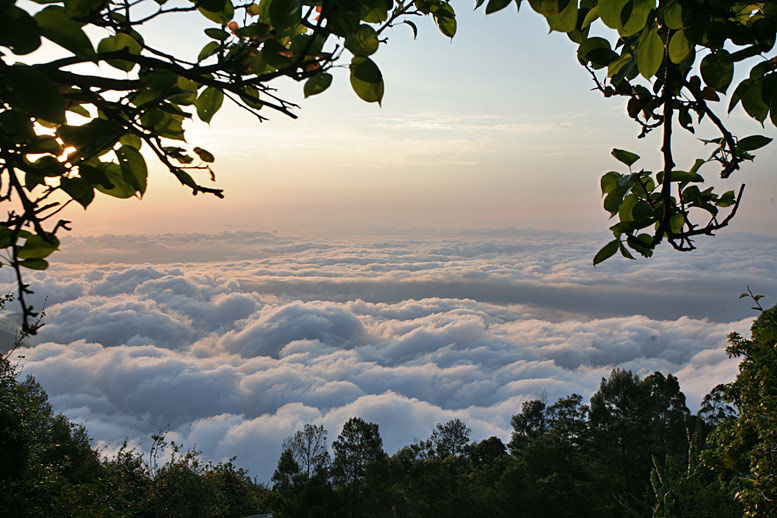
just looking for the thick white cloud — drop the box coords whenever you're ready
[219,302,369,357]
[5,229,771,481]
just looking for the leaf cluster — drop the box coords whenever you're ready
[708,305,777,516]
[478,0,777,263]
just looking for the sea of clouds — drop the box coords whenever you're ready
[3,229,775,481]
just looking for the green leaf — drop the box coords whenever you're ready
[94,163,137,198]
[20,259,49,270]
[737,135,772,152]
[349,56,384,104]
[97,33,142,71]
[669,170,703,183]
[4,68,66,123]
[486,0,511,15]
[68,104,90,117]
[268,0,299,25]
[626,234,653,257]
[328,3,361,36]
[119,133,142,148]
[547,0,577,33]
[577,37,615,67]
[196,87,224,123]
[681,185,700,203]
[728,80,748,113]
[632,200,652,221]
[261,38,293,69]
[196,0,227,12]
[715,190,736,207]
[0,226,13,249]
[662,2,682,29]
[25,172,44,190]
[741,80,768,123]
[581,5,598,28]
[618,242,635,259]
[116,145,148,196]
[58,119,124,159]
[528,0,570,17]
[636,28,664,79]
[60,177,95,208]
[199,0,234,24]
[611,148,640,166]
[618,193,637,222]
[607,53,632,78]
[18,234,59,259]
[598,0,628,30]
[163,146,193,164]
[689,158,704,175]
[436,16,457,39]
[205,28,230,40]
[345,24,379,56]
[604,187,628,214]
[79,162,111,187]
[700,51,733,92]
[669,213,684,234]
[600,171,620,195]
[361,5,389,23]
[64,0,108,17]
[667,30,689,64]
[239,86,264,109]
[140,108,186,140]
[620,0,655,37]
[193,146,215,162]
[198,41,221,62]
[140,109,185,140]
[434,4,457,38]
[34,6,96,58]
[174,169,197,189]
[403,20,418,39]
[769,91,777,128]
[27,136,62,156]
[593,239,619,265]
[0,6,41,55]
[24,155,63,176]
[0,110,35,140]
[304,72,333,98]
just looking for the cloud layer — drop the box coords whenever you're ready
[5,229,772,481]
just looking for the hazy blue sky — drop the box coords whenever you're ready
[62,3,777,237]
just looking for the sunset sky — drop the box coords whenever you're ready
[5,2,777,482]
[60,4,777,237]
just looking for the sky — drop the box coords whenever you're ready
[55,1,777,236]
[5,0,777,482]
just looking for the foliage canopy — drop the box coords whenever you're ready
[706,302,777,516]
[477,1,777,264]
